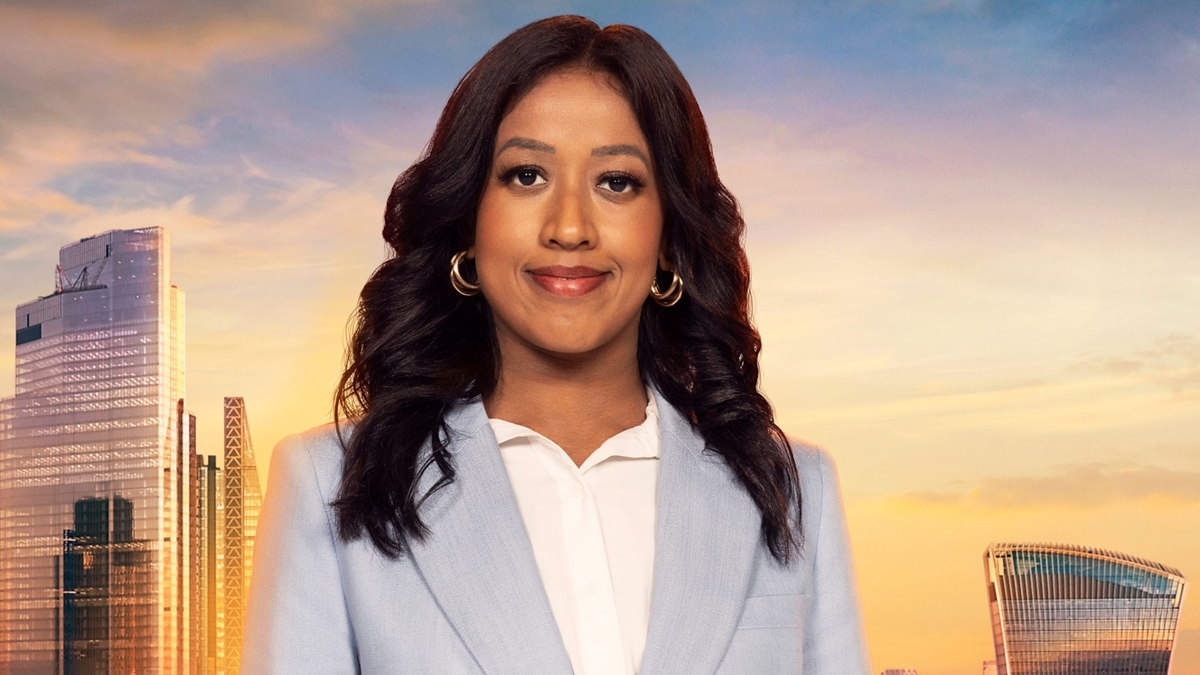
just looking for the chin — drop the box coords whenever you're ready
[527,329,617,358]
[532,339,609,358]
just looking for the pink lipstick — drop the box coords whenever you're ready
[526,265,608,298]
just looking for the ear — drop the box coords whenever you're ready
[657,249,672,272]
[466,245,476,259]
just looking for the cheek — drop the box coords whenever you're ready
[473,197,523,281]
[617,217,664,281]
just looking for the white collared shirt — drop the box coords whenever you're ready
[488,387,660,675]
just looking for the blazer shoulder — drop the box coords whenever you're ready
[787,438,835,473]
[781,438,870,672]
[786,437,840,493]
[782,436,848,533]
[270,420,350,503]
[245,421,360,674]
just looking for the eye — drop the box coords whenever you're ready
[599,173,643,194]
[515,169,544,187]
[499,166,546,188]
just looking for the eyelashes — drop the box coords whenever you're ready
[599,173,644,194]
[497,165,545,188]
[495,164,647,194]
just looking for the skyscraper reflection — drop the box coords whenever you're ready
[62,495,154,674]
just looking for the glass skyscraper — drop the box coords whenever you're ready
[0,227,191,674]
[984,542,1186,675]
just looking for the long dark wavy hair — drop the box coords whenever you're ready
[333,14,803,565]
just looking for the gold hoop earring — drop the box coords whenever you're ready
[650,269,684,307]
[450,250,480,296]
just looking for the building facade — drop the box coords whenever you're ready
[0,228,259,674]
[984,542,1186,675]
[216,397,259,675]
[195,455,224,675]
[0,227,191,674]
[61,495,155,674]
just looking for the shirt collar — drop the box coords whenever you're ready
[487,383,660,462]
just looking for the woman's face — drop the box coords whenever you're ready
[471,68,666,359]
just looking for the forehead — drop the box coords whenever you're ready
[495,69,647,148]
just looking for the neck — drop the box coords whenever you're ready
[483,326,648,467]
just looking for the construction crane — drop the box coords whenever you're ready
[54,255,108,294]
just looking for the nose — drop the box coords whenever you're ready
[540,178,596,250]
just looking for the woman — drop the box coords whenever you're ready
[243,14,869,675]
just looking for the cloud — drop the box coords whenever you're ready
[0,0,434,235]
[900,463,1200,509]
[0,3,328,133]
[1069,334,1200,401]
[3,0,327,30]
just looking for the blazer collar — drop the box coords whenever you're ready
[405,385,762,675]
[638,386,764,675]
[404,396,571,674]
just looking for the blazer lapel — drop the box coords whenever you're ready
[405,397,574,674]
[639,387,764,675]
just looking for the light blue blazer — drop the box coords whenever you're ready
[242,386,871,674]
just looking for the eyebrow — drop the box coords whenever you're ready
[495,137,651,169]
[593,144,650,167]
[497,137,554,154]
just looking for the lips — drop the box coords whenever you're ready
[526,265,608,298]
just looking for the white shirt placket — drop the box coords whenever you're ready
[556,470,627,675]
[491,387,659,675]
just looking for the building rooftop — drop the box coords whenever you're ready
[987,541,1184,580]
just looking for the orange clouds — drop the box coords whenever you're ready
[898,463,1200,509]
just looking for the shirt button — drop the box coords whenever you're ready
[567,484,583,498]
[584,582,598,596]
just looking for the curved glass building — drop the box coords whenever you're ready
[984,543,1186,675]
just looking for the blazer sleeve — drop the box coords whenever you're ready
[801,446,872,675]
[242,432,359,675]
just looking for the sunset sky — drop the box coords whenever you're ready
[1,1,1198,672]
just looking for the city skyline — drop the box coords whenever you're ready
[0,3,1197,673]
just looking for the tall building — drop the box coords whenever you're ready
[195,455,224,675]
[0,228,260,674]
[184,412,202,675]
[190,397,260,675]
[984,542,1186,675]
[219,397,259,674]
[0,228,192,673]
